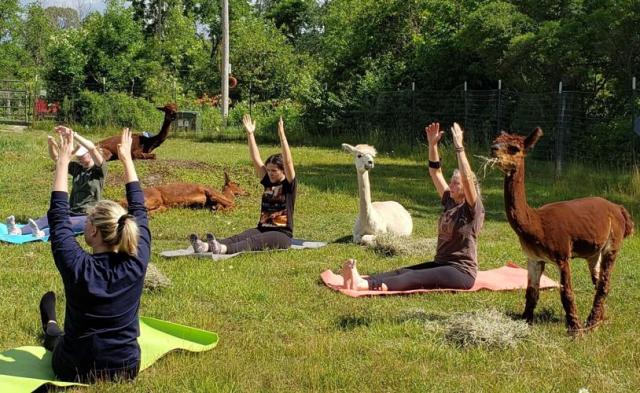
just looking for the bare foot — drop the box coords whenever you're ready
[341,259,369,290]
[341,259,355,289]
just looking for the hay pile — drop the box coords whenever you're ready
[370,233,437,257]
[444,309,530,348]
[144,263,171,290]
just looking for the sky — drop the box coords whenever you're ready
[20,0,106,14]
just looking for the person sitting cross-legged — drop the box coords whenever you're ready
[6,126,106,237]
[37,128,151,383]
[189,114,296,255]
[342,122,484,292]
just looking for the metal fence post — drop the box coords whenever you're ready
[249,80,253,117]
[633,77,638,164]
[464,81,468,129]
[496,79,502,136]
[555,81,566,179]
[411,81,416,148]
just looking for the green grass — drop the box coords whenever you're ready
[1,127,639,392]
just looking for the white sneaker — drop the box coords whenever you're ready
[6,216,21,235]
[28,219,45,238]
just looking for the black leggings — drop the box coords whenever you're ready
[42,319,139,383]
[220,228,292,254]
[366,261,475,291]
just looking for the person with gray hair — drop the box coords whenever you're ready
[6,126,106,237]
[342,122,485,291]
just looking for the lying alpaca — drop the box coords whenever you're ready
[121,172,248,213]
[342,143,413,245]
[490,128,634,334]
[98,103,178,161]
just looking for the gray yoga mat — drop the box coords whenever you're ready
[160,239,327,260]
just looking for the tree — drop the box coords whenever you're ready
[45,6,81,29]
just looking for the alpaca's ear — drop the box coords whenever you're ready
[223,171,230,184]
[342,143,355,153]
[524,128,543,151]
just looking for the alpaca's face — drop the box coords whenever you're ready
[490,129,543,173]
[342,144,377,173]
[490,133,526,173]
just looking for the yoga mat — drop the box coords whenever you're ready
[161,238,327,260]
[0,223,83,245]
[0,316,218,392]
[320,262,560,297]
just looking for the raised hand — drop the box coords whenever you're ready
[47,135,59,153]
[57,128,74,162]
[277,116,285,136]
[117,127,133,161]
[54,125,73,138]
[424,122,443,146]
[242,114,256,135]
[450,122,464,150]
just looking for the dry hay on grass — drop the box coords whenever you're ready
[444,309,530,349]
[371,233,437,257]
[144,263,171,290]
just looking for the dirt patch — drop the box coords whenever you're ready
[110,159,225,187]
[0,125,27,133]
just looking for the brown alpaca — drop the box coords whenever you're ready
[121,172,248,213]
[491,128,634,334]
[98,103,178,161]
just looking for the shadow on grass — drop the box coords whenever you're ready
[336,314,372,331]
[505,307,562,325]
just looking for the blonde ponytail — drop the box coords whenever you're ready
[87,200,139,256]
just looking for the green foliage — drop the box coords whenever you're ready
[74,90,163,130]
[44,29,88,101]
[82,2,152,94]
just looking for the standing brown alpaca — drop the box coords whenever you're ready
[121,172,248,213]
[490,128,634,334]
[98,103,178,161]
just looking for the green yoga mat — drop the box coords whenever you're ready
[0,316,219,392]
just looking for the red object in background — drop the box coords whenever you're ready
[35,98,48,114]
[35,99,60,118]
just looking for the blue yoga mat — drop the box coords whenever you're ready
[0,223,83,244]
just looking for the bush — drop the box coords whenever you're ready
[73,91,163,131]
[227,99,306,141]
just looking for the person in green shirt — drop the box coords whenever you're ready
[6,126,107,237]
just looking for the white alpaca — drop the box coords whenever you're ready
[342,143,413,245]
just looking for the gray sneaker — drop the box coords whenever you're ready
[189,234,209,253]
[205,233,223,254]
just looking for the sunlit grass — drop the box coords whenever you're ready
[0,127,638,392]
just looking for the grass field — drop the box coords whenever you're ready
[1,126,639,392]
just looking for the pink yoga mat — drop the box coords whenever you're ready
[320,262,559,297]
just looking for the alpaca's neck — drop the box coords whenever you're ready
[357,170,374,219]
[222,186,234,200]
[504,162,540,237]
[155,114,173,142]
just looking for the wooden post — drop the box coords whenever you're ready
[221,0,230,127]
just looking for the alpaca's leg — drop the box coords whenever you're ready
[557,260,582,334]
[585,250,617,330]
[587,253,602,287]
[522,260,545,323]
[360,234,376,246]
[133,151,156,160]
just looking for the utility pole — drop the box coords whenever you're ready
[221,0,230,126]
